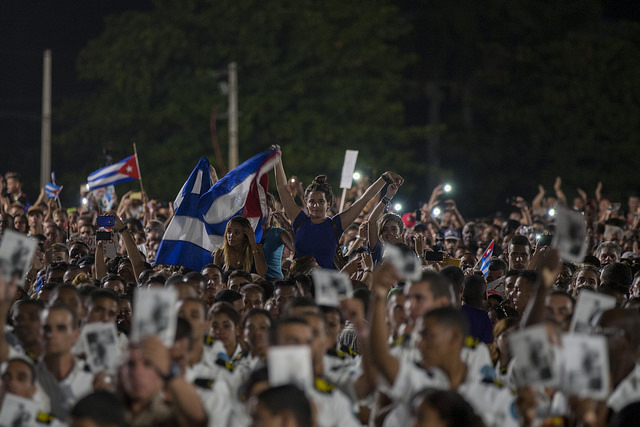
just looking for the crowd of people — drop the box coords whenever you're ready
[0,156,639,427]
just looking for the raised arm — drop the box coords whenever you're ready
[108,211,147,281]
[340,298,377,398]
[274,156,303,222]
[94,241,107,280]
[367,184,399,251]
[554,177,567,206]
[340,172,403,229]
[532,185,545,210]
[370,263,401,384]
[521,248,561,328]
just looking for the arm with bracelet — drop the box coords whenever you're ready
[339,172,403,230]
[367,182,400,252]
[106,211,147,280]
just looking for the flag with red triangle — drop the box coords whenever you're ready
[87,154,140,190]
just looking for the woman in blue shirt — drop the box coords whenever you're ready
[274,150,403,269]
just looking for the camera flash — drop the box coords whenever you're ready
[443,184,452,193]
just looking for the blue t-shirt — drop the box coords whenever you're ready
[262,227,285,279]
[293,211,343,270]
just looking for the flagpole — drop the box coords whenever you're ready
[133,143,145,196]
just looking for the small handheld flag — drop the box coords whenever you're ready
[479,240,495,278]
[87,154,140,190]
[45,183,62,198]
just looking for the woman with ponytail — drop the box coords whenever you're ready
[274,148,403,269]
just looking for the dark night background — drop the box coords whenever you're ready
[2,0,640,217]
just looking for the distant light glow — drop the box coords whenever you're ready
[353,172,361,181]
[394,203,402,211]
[433,207,441,217]
[443,184,452,192]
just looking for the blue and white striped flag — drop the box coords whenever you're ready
[45,183,62,198]
[199,147,280,248]
[154,158,215,271]
[154,148,280,271]
[479,240,495,277]
[87,154,140,190]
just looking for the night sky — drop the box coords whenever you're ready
[1,0,639,201]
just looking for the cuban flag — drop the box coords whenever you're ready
[479,240,495,277]
[45,183,62,198]
[87,154,140,190]
[199,147,280,249]
[155,148,280,270]
[154,158,215,270]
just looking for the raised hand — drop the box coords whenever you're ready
[382,172,404,186]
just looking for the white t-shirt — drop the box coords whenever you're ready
[307,379,361,427]
[385,359,519,427]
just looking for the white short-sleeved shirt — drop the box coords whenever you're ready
[323,351,362,401]
[194,377,232,427]
[307,380,361,427]
[385,359,518,427]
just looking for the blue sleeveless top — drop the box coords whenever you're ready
[292,211,343,270]
[262,227,285,279]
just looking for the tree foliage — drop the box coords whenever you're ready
[57,0,419,202]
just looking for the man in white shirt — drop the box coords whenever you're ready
[37,304,94,421]
[370,264,518,427]
[271,316,361,427]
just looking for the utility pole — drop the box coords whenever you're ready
[228,62,238,169]
[40,49,52,188]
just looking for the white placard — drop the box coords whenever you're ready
[0,230,37,290]
[383,244,422,281]
[268,345,313,390]
[508,324,555,386]
[131,287,178,346]
[560,333,610,400]
[552,206,587,263]
[339,150,359,189]
[311,269,353,307]
[81,322,121,373]
[569,291,616,333]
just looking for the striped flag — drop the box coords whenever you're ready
[154,158,215,270]
[479,240,495,277]
[45,183,62,198]
[87,154,140,190]
[155,147,280,270]
[199,147,280,248]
